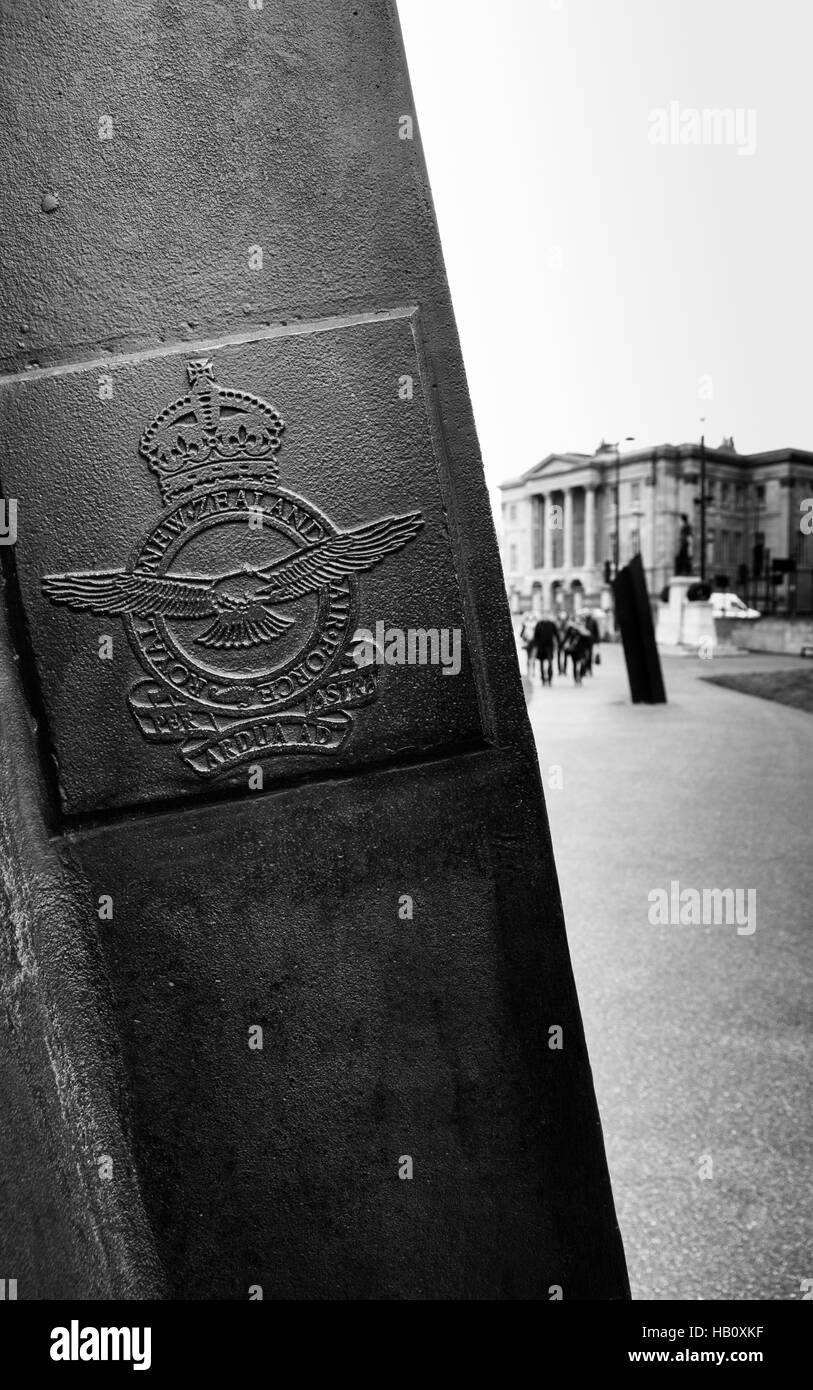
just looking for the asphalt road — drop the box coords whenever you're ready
[523,641,813,1301]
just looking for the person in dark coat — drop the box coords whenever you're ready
[555,612,569,675]
[562,619,592,686]
[582,612,600,675]
[533,614,557,686]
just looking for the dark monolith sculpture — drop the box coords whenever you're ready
[0,1,627,1299]
[613,555,668,705]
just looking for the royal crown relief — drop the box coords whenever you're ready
[43,359,424,779]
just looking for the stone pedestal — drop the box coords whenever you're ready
[657,576,715,651]
[681,597,716,651]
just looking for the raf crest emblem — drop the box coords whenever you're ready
[43,359,423,779]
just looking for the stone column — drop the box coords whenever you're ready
[584,485,596,570]
[563,488,573,569]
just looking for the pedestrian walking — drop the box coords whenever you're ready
[519,610,537,676]
[582,612,600,675]
[564,618,592,686]
[556,612,569,675]
[534,613,558,686]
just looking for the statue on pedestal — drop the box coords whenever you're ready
[675,513,694,576]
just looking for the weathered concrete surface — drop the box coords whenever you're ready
[76,750,619,1299]
[0,594,164,1299]
[0,2,627,1297]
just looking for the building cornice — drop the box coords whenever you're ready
[499,443,813,492]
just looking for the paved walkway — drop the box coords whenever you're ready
[523,641,813,1300]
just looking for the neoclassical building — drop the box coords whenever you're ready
[499,439,813,614]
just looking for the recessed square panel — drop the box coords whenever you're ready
[0,312,486,818]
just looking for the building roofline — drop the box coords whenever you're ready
[498,442,813,490]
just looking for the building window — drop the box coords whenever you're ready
[736,485,745,510]
[707,528,716,564]
[755,484,765,504]
[721,482,731,507]
[509,544,518,572]
[630,481,641,506]
[734,531,742,562]
[509,503,517,523]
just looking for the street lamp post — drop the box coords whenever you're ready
[699,432,707,581]
[787,477,797,616]
[613,436,635,576]
[753,484,761,605]
[693,425,714,582]
[614,455,620,573]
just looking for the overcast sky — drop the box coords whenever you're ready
[396,0,813,506]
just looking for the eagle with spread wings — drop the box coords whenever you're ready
[43,511,424,651]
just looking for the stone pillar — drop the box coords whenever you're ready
[0,0,627,1301]
[563,488,573,570]
[585,485,596,570]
